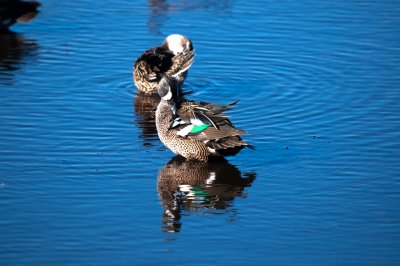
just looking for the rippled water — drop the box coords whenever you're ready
[1,0,399,265]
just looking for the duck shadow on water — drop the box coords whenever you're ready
[157,156,256,233]
[0,31,38,84]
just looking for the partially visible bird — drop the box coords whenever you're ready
[0,0,41,31]
[133,34,194,94]
[155,75,254,162]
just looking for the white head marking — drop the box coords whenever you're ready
[165,34,189,55]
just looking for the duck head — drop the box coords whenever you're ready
[157,75,181,114]
[163,34,193,55]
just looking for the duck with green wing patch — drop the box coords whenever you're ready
[155,76,254,162]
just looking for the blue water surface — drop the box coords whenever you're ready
[0,0,399,265]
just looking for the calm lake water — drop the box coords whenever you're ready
[1,0,400,265]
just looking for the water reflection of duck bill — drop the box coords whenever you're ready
[157,156,256,233]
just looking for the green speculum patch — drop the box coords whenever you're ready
[190,124,209,133]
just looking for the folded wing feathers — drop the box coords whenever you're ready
[205,136,249,150]
[188,124,246,141]
[195,112,218,129]
[168,49,195,78]
[172,90,249,150]
[175,100,245,139]
[191,101,239,129]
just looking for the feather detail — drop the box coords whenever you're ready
[133,35,194,94]
[190,118,206,126]
[190,124,210,133]
[168,49,195,78]
[195,112,219,129]
[177,125,194,137]
[171,117,183,128]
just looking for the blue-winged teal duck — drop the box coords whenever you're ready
[133,34,194,94]
[155,76,254,162]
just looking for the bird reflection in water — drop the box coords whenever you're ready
[147,0,169,34]
[0,0,41,84]
[147,0,233,34]
[157,156,255,233]
[0,31,38,84]
[133,93,161,146]
[0,0,41,31]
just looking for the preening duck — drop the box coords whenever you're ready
[133,34,194,94]
[155,75,254,162]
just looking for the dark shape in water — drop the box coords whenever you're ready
[0,31,38,83]
[157,156,256,233]
[147,0,169,34]
[0,0,41,31]
[147,0,234,34]
[133,93,160,146]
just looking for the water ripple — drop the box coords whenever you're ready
[1,0,400,264]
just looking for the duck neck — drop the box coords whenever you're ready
[156,100,174,134]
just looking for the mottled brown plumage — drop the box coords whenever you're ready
[156,76,253,162]
[133,34,194,94]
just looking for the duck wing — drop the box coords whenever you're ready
[188,124,247,141]
[177,101,238,128]
[174,100,246,141]
[166,49,195,78]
